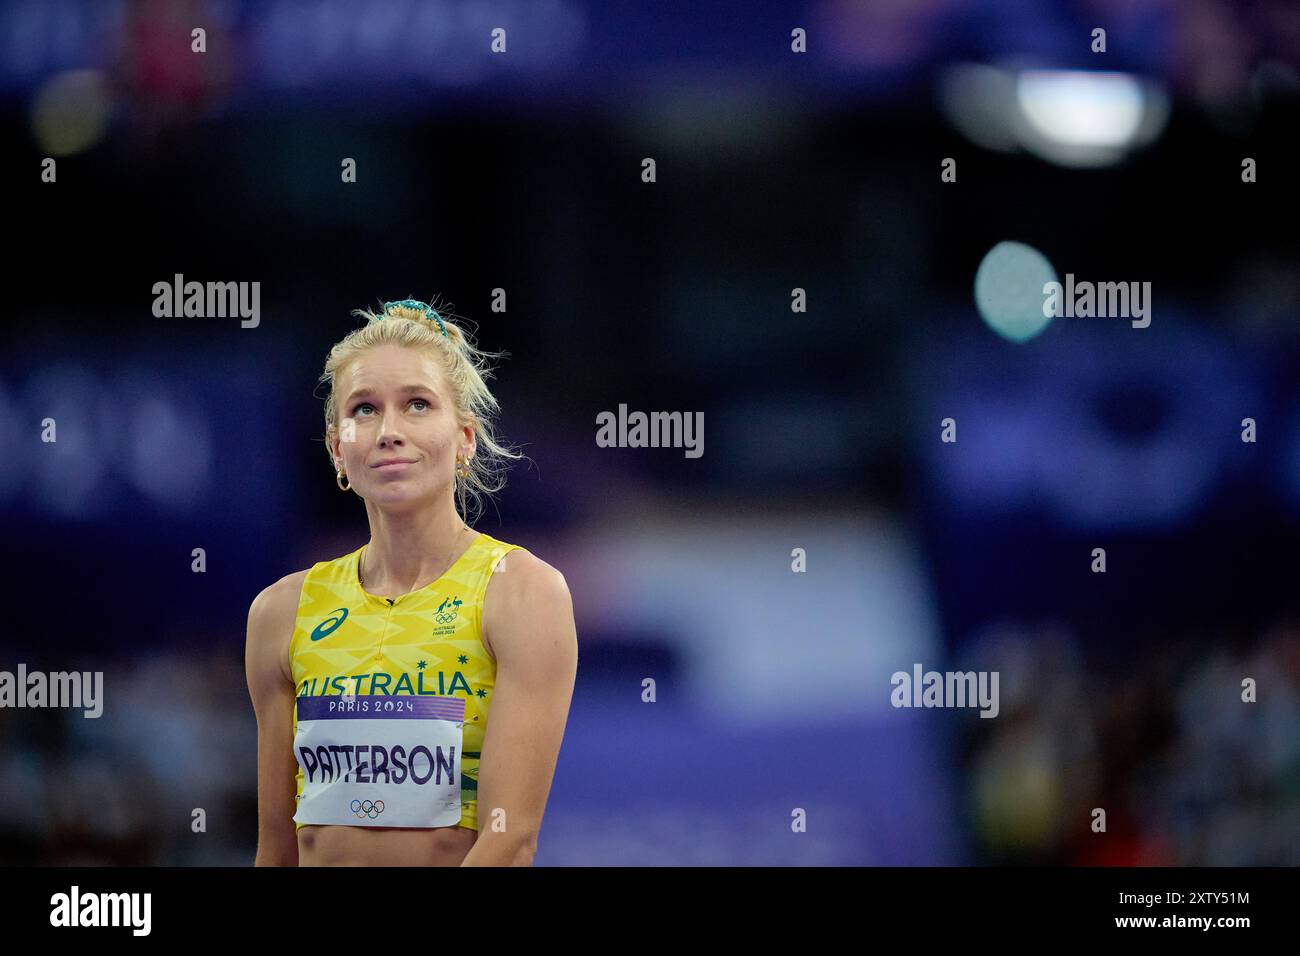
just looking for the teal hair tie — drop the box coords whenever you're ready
[383,298,448,337]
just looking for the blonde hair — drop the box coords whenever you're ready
[318,298,524,524]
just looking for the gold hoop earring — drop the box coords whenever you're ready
[456,455,472,479]
[336,468,350,491]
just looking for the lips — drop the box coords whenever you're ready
[372,459,417,469]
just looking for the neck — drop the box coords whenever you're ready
[360,503,475,595]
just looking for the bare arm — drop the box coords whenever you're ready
[461,552,578,866]
[244,572,306,867]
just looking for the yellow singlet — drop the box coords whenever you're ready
[288,532,523,832]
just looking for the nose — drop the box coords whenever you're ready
[376,408,406,448]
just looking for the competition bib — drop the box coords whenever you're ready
[293,695,464,828]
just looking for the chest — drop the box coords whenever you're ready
[293,602,495,724]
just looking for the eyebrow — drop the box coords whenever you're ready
[345,385,437,403]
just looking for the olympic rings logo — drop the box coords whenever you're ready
[435,596,462,625]
[350,799,385,819]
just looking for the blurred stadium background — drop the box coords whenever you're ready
[1,0,1298,865]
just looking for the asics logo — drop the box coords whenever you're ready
[310,608,349,642]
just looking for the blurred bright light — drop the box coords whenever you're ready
[30,70,112,156]
[940,63,1169,168]
[22,363,110,518]
[127,398,214,513]
[1017,71,1145,148]
[939,62,1021,152]
[974,241,1057,343]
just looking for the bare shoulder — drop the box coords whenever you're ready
[249,568,311,624]
[246,569,311,686]
[486,549,571,608]
[482,549,574,661]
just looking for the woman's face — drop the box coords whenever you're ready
[330,344,473,509]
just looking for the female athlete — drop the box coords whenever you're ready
[245,298,577,866]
